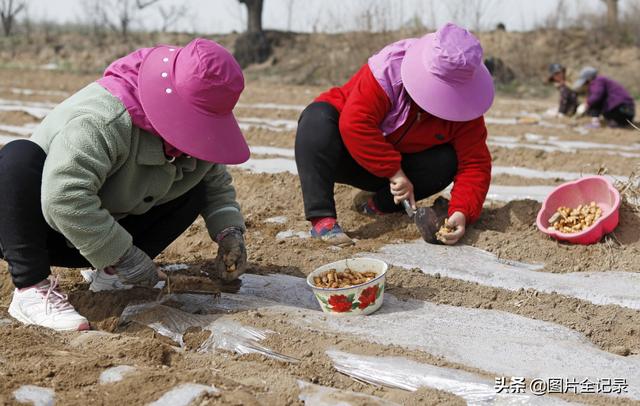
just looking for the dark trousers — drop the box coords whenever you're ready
[0,140,205,288]
[589,103,635,127]
[295,102,458,220]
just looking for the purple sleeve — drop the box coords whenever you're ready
[587,78,605,107]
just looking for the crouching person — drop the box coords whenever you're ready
[547,63,578,117]
[295,23,493,246]
[0,39,250,331]
[573,66,635,128]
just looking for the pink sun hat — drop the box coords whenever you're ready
[401,23,494,122]
[138,38,249,164]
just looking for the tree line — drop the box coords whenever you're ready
[0,0,626,68]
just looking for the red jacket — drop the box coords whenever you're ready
[316,64,492,223]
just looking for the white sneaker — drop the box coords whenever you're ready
[87,269,133,292]
[8,276,90,331]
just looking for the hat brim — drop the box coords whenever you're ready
[400,34,495,122]
[572,78,587,90]
[138,46,249,164]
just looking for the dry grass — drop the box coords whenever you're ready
[600,235,621,267]
[615,166,640,212]
[595,165,638,253]
[598,164,640,212]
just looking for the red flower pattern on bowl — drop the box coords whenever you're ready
[328,294,353,312]
[358,285,379,309]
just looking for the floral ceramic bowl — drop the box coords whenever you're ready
[307,258,387,315]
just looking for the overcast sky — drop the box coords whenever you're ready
[24,0,610,33]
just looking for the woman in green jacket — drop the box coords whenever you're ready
[0,38,250,331]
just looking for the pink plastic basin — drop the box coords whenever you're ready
[536,176,621,245]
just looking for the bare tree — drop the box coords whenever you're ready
[624,0,640,45]
[233,0,272,67]
[544,0,568,30]
[80,0,107,43]
[355,0,393,32]
[158,4,188,32]
[0,0,25,36]
[284,0,296,31]
[469,0,502,31]
[225,0,247,32]
[444,0,502,31]
[238,0,264,33]
[96,0,162,40]
[601,0,619,27]
[422,0,437,30]
[444,0,464,26]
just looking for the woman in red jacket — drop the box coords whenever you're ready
[295,23,494,246]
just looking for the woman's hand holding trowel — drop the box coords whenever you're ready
[390,169,416,208]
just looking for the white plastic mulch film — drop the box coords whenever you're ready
[99,365,136,384]
[199,318,298,363]
[148,383,218,406]
[297,380,399,405]
[326,351,574,406]
[119,302,214,347]
[118,294,297,363]
[221,274,640,401]
[263,215,288,224]
[286,293,640,400]
[239,157,299,175]
[248,144,630,183]
[363,242,640,310]
[238,152,592,203]
[13,385,55,406]
[113,272,639,402]
[0,98,53,119]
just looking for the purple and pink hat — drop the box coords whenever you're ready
[138,38,249,164]
[401,23,494,122]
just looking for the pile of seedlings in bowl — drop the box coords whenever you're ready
[313,269,378,289]
[547,202,602,233]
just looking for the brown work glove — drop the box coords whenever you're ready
[214,227,247,282]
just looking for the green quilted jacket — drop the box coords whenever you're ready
[31,83,244,269]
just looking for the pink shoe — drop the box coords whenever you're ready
[360,197,386,216]
[310,218,354,246]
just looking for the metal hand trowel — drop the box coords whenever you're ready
[402,197,449,244]
[155,275,241,301]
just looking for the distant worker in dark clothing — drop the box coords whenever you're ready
[547,63,578,117]
[485,57,514,84]
[573,66,635,128]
